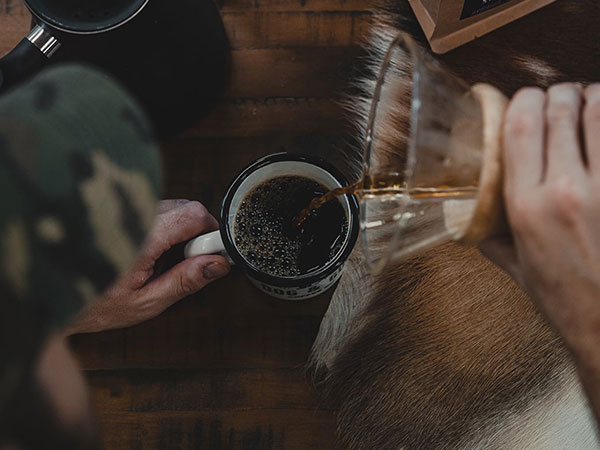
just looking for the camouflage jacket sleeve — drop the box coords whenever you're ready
[0,64,162,394]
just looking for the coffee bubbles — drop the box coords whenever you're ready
[234,176,348,278]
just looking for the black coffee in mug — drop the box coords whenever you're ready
[184,153,359,300]
[233,175,348,277]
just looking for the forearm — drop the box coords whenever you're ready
[542,289,600,427]
[572,338,600,427]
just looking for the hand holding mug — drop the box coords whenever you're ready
[66,199,230,335]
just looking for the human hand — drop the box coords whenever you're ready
[66,200,230,334]
[481,83,600,357]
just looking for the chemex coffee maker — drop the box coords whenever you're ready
[0,0,230,137]
[358,33,509,274]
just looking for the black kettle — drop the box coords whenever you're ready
[0,0,230,137]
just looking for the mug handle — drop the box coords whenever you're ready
[0,25,61,92]
[184,230,234,264]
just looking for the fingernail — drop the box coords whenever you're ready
[203,262,229,280]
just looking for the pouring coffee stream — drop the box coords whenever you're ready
[293,175,478,227]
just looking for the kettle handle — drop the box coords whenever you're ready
[0,25,61,92]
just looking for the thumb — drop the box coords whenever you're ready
[143,255,230,305]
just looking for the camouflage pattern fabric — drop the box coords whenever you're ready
[0,65,162,415]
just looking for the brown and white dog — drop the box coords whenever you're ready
[310,1,600,449]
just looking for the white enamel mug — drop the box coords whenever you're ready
[184,153,359,300]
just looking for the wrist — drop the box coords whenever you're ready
[537,288,600,364]
[64,311,102,336]
[63,320,86,336]
[564,329,600,372]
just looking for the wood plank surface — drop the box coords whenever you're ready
[161,136,358,213]
[223,11,371,49]
[226,47,363,98]
[219,0,372,12]
[0,10,28,54]
[0,7,372,50]
[0,0,372,447]
[0,0,373,14]
[183,99,349,138]
[87,369,328,410]
[70,292,328,370]
[98,410,337,450]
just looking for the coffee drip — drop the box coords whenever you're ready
[294,173,477,227]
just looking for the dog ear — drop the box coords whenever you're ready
[308,247,375,379]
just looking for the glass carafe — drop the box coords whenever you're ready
[360,33,508,274]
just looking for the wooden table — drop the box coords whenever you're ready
[1,0,372,448]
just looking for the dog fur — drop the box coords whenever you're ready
[310,1,600,449]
